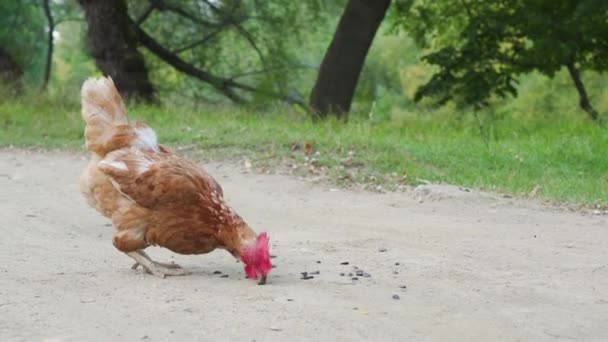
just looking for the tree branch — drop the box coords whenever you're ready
[171,27,224,54]
[135,25,245,103]
[134,25,305,107]
[135,3,155,26]
[42,0,54,91]
[150,0,221,27]
[566,61,599,121]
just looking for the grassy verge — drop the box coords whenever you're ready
[1,96,607,206]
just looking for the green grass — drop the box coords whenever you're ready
[1,96,607,206]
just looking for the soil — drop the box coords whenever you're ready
[1,149,607,341]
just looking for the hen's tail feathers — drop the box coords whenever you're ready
[81,77,127,125]
[81,77,132,156]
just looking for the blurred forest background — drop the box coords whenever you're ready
[1,0,607,205]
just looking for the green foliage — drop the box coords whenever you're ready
[0,0,46,84]
[392,0,608,112]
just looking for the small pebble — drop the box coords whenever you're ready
[392,294,400,300]
[213,270,222,275]
[340,261,350,265]
[351,277,359,281]
[379,247,388,252]
[220,274,229,278]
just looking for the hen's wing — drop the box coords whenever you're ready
[98,147,223,210]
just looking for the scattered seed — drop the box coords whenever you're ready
[339,272,345,276]
[351,277,359,281]
[363,272,371,278]
[378,247,388,252]
[355,270,364,276]
[213,270,222,275]
[301,275,314,280]
[399,285,407,289]
[287,298,294,302]
[392,294,400,300]
[395,262,400,266]
[269,326,282,331]
[393,271,399,275]
[310,270,320,275]
[348,273,353,276]
[220,274,229,278]
[301,272,308,276]
[270,255,277,259]
[340,261,350,265]
[272,265,277,268]
[316,260,322,264]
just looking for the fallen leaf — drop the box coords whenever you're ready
[304,142,312,155]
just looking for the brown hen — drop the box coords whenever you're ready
[79,77,272,282]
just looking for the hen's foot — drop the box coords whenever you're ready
[139,262,190,278]
[131,261,183,270]
[127,251,190,278]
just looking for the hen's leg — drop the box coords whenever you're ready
[130,250,183,270]
[126,250,190,278]
[112,227,188,277]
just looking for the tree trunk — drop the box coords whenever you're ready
[42,0,54,91]
[309,0,391,120]
[78,0,155,102]
[566,61,598,121]
[0,47,23,95]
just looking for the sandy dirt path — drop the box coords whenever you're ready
[1,149,607,341]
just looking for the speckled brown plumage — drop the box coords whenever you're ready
[79,77,267,279]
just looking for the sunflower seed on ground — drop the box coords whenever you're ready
[339,272,345,276]
[310,270,320,275]
[399,285,407,289]
[220,274,229,278]
[355,270,364,276]
[213,270,222,274]
[363,272,371,278]
[392,294,400,300]
[378,247,388,252]
[395,262,400,266]
[351,277,359,281]
[340,261,349,265]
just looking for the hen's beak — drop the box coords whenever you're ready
[258,275,267,285]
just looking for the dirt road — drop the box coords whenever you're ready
[1,149,607,341]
